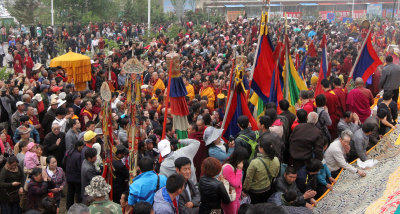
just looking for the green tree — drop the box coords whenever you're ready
[5,0,40,24]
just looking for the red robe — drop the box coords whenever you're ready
[324,90,340,139]
[346,87,373,123]
[24,56,34,78]
[333,87,347,119]
[80,108,94,131]
[13,63,23,74]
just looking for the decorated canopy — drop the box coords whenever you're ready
[50,51,91,91]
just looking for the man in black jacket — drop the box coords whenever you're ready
[273,166,315,210]
[175,157,200,214]
[43,123,66,167]
[112,144,130,204]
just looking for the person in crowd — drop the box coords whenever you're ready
[348,123,375,162]
[112,144,130,204]
[332,78,347,119]
[315,94,332,143]
[159,138,200,184]
[337,111,361,136]
[14,115,40,144]
[198,157,231,214]
[243,133,280,204]
[377,91,397,131]
[86,176,123,213]
[41,98,59,135]
[273,166,315,209]
[221,147,248,213]
[81,130,97,162]
[24,142,39,170]
[26,167,53,211]
[65,141,84,210]
[43,123,65,167]
[295,159,323,204]
[126,156,167,213]
[324,130,366,178]
[379,55,400,102]
[81,148,100,201]
[204,126,234,163]
[0,156,24,213]
[346,77,374,123]
[153,174,186,214]
[289,112,324,170]
[299,90,314,114]
[45,155,66,207]
[52,107,71,133]
[320,79,340,139]
[279,99,296,129]
[235,115,258,160]
[174,157,200,214]
[65,119,81,151]
[11,101,26,133]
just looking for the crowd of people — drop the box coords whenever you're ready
[0,14,399,214]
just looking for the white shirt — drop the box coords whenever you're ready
[52,117,67,133]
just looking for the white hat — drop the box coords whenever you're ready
[33,94,42,102]
[16,101,24,107]
[33,63,43,71]
[50,94,58,101]
[158,139,171,157]
[58,99,66,108]
[58,92,66,100]
[203,127,224,146]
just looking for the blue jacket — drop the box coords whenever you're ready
[154,187,179,214]
[14,125,40,144]
[208,144,233,163]
[317,163,332,186]
[128,171,167,206]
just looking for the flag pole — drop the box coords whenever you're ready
[249,0,269,82]
[345,26,373,88]
[284,13,289,100]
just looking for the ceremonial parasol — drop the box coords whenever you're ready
[50,51,91,91]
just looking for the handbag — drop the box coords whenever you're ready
[221,164,236,202]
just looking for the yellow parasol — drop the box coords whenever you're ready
[50,51,91,91]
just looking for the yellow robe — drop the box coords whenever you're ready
[186,84,195,101]
[200,86,215,110]
[152,79,165,95]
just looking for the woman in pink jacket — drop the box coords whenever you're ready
[221,147,248,214]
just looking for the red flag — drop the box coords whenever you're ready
[308,41,317,57]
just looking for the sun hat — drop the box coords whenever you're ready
[33,63,43,71]
[203,126,224,146]
[16,101,24,107]
[50,98,59,105]
[158,139,171,157]
[19,126,31,134]
[33,94,43,102]
[85,176,111,198]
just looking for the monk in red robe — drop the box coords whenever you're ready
[332,78,347,119]
[80,100,97,131]
[346,78,374,123]
[321,79,340,139]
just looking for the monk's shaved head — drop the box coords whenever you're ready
[355,77,364,87]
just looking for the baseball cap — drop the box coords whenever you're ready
[84,130,97,142]
[16,101,24,107]
[158,139,171,157]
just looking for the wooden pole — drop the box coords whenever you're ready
[161,59,174,139]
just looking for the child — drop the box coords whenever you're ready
[24,142,39,171]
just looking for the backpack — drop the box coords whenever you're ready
[236,131,259,160]
[315,109,332,143]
